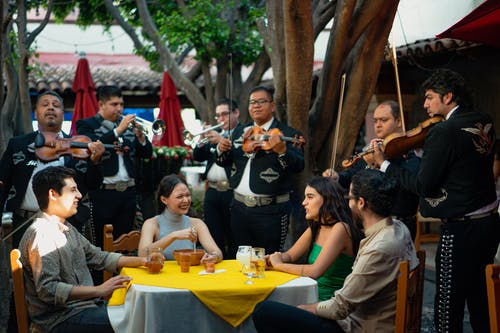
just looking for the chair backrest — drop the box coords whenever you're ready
[10,249,29,333]
[486,264,500,333]
[103,224,141,281]
[395,249,426,333]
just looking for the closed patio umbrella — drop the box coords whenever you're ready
[154,71,185,147]
[70,53,98,135]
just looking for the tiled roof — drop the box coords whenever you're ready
[28,38,477,96]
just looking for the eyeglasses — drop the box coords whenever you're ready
[249,99,272,106]
[214,111,231,120]
[343,194,357,201]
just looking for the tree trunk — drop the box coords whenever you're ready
[310,0,399,174]
[16,0,32,134]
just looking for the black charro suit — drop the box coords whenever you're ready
[0,131,103,246]
[385,107,499,332]
[76,114,153,246]
[216,119,305,254]
[193,124,242,258]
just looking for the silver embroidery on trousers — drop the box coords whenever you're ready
[437,232,454,332]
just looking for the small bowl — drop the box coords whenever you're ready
[173,249,205,266]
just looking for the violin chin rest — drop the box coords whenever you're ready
[34,132,46,148]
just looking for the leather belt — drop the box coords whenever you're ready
[443,209,498,223]
[234,192,289,208]
[207,180,230,192]
[103,179,135,192]
[14,209,37,219]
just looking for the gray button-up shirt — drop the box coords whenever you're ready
[19,213,122,333]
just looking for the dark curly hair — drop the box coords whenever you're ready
[306,177,363,256]
[351,169,398,217]
[421,69,473,108]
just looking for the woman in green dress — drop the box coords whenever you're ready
[266,176,363,301]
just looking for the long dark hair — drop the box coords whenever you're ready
[156,174,188,213]
[306,177,363,256]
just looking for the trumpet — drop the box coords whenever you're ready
[129,116,166,136]
[183,123,225,148]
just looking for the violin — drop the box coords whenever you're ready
[34,132,122,162]
[341,116,444,168]
[242,126,305,154]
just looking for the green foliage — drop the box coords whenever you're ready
[154,0,265,65]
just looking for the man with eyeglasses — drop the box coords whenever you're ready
[193,98,241,258]
[323,100,420,240]
[217,86,305,255]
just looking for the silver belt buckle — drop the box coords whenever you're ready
[216,181,229,191]
[244,196,258,207]
[115,181,128,192]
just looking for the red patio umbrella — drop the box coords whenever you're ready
[154,71,185,147]
[437,0,500,48]
[70,54,98,135]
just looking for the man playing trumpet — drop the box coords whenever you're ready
[193,98,241,258]
[76,85,152,251]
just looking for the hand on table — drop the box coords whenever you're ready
[97,275,132,298]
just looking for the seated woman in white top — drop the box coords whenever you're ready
[138,174,222,263]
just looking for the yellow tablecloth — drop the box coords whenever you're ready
[108,260,298,327]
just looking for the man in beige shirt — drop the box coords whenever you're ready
[252,169,418,333]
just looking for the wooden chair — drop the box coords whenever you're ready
[486,264,500,333]
[10,249,29,333]
[103,224,141,281]
[395,250,426,333]
[415,211,440,250]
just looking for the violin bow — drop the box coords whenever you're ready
[329,73,347,173]
[388,38,406,133]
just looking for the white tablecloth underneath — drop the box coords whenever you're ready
[108,277,317,333]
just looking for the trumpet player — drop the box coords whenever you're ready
[76,85,152,252]
[193,98,241,258]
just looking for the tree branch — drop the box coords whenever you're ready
[26,0,53,46]
[104,0,145,51]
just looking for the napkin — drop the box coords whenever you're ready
[108,260,298,327]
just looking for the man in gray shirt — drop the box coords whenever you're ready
[253,169,418,332]
[19,166,155,333]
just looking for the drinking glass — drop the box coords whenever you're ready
[251,247,265,278]
[236,245,252,271]
[242,262,256,285]
[146,247,163,274]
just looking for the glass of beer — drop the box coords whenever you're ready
[251,247,265,278]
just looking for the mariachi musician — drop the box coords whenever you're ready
[216,86,305,255]
[0,91,104,248]
[324,100,421,240]
[192,98,242,259]
[76,85,152,248]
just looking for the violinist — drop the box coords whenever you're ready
[323,100,420,240]
[76,86,152,249]
[193,98,242,258]
[216,86,305,255]
[0,91,105,333]
[373,69,499,333]
[0,91,105,247]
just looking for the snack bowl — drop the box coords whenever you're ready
[173,249,205,266]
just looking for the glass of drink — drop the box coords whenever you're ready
[146,247,163,274]
[236,245,252,271]
[179,252,192,273]
[242,262,256,285]
[251,247,265,278]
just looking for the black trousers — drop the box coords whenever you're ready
[230,200,290,255]
[252,300,345,333]
[203,188,234,258]
[434,213,500,332]
[90,187,137,248]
